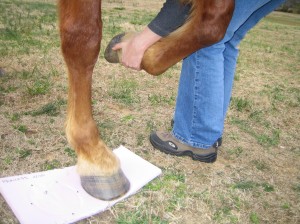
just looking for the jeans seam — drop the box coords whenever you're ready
[190,50,201,145]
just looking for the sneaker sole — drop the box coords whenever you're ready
[149,135,217,163]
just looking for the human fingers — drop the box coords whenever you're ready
[112,43,123,51]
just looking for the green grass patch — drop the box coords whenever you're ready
[16,148,31,159]
[25,99,66,116]
[261,183,275,192]
[3,156,13,165]
[121,114,134,123]
[115,171,187,223]
[213,206,238,223]
[27,79,51,96]
[228,146,244,157]
[109,79,139,105]
[13,124,28,133]
[231,97,252,112]
[129,10,156,25]
[250,212,260,224]
[230,117,280,147]
[144,179,165,192]
[136,133,145,146]
[292,183,300,193]
[0,0,58,56]
[148,93,175,106]
[281,202,291,209]
[0,85,18,93]
[113,7,125,11]
[256,130,280,146]
[145,170,187,212]
[116,211,168,224]
[10,113,21,122]
[265,12,300,26]
[232,181,258,191]
[41,159,61,171]
[251,160,270,171]
[64,147,76,158]
[232,180,275,193]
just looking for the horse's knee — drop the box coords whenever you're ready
[60,22,102,67]
[59,5,102,68]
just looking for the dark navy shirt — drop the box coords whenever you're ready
[148,0,191,37]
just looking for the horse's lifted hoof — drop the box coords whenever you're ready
[104,33,125,63]
[104,32,137,63]
[81,169,130,201]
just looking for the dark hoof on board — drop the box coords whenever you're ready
[80,169,130,201]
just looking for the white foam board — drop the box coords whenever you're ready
[0,146,162,224]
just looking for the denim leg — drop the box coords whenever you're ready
[173,44,226,149]
[223,41,239,118]
[173,0,285,148]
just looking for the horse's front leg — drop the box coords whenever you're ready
[59,0,129,200]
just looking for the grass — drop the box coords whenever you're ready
[231,97,252,112]
[25,99,66,116]
[0,0,58,56]
[16,148,32,159]
[108,78,140,105]
[148,93,176,106]
[229,117,281,147]
[41,159,61,171]
[250,212,260,224]
[0,1,299,224]
[13,124,28,133]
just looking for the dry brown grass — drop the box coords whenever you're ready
[0,1,299,223]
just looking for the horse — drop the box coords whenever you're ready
[58,0,234,200]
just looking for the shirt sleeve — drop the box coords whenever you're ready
[148,0,192,37]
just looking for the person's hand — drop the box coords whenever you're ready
[112,34,145,70]
[112,27,162,71]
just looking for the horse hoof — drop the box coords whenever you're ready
[80,169,130,201]
[104,33,125,63]
[104,32,137,63]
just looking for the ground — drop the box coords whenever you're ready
[0,0,299,223]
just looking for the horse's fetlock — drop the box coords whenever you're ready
[66,120,99,150]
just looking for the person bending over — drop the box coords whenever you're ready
[113,0,285,163]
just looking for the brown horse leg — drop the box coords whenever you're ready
[105,0,235,75]
[59,0,129,200]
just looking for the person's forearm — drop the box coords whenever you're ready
[134,26,162,52]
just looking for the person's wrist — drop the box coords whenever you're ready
[134,35,149,52]
[136,27,161,51]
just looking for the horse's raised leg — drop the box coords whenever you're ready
[59,0,129,200]
[105,0,235,75]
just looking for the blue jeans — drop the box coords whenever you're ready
[172,0,285,149]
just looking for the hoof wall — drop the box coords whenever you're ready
[81,169,130,201]
[104,33,125,63]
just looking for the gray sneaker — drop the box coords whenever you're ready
[149,131,221,163]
